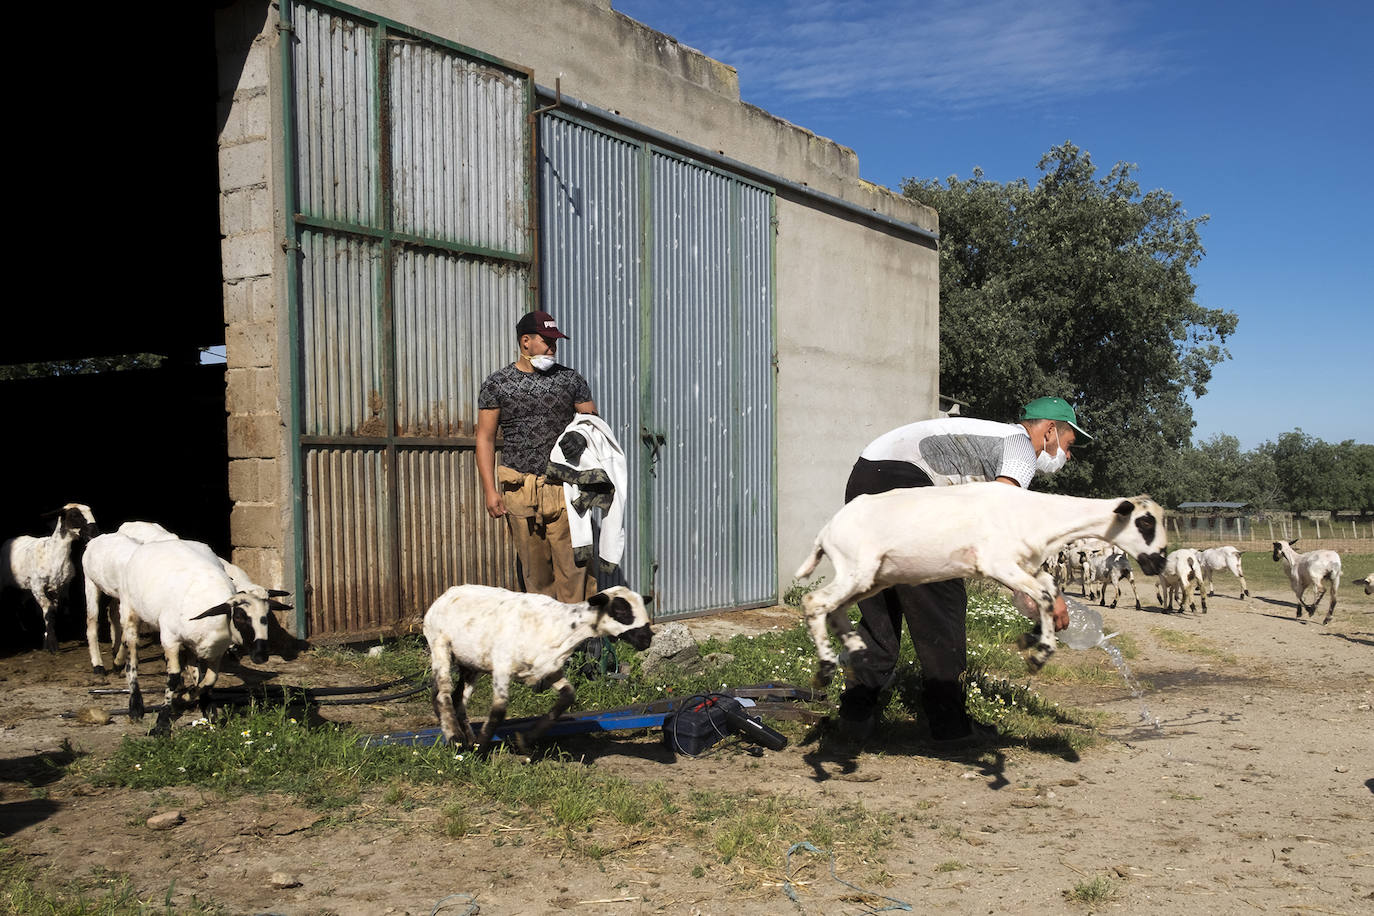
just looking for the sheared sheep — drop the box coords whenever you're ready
[118,538,274,735]
[2,504,99,652]
[793,484,1167,682]
[1272,539,1342,624]
[1085,548,1142,610]
[1198,545,1250,599]
[1156,548,1205,613]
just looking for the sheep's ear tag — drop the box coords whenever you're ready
[1113,500,1134,517]
[191,604,233,620]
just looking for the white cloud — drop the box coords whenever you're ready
[616,0,1176,110]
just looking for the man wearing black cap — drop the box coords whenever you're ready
[836,398,1089,748]
[476,311,597,603]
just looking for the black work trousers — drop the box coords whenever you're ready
[838,457,971,740]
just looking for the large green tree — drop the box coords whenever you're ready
[903,142,1238,496]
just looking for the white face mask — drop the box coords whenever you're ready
[1036,428,1068,474]
[528,354,555,372]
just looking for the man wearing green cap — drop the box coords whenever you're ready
[836,397,1090,747]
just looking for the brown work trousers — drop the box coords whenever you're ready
[497,466,593,604]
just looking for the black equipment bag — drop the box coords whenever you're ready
[663,693,788,757]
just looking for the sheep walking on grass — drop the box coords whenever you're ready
[119,539,275,735]
[424,585,653,754]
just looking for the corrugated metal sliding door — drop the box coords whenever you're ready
[287,1,532,639]
[537,116,647,590]
[648,153,776,617]
[539,111,776,618]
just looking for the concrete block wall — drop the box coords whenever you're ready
[216,1,290,603]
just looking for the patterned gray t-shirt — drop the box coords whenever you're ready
[860,417,1038,488]
[478,363,593,475]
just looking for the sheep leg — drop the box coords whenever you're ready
[194,661,220,719]
[989,565,1058,672]
[800,563,875,687]
[122,605,145,721]
[37,593,58,653]
[150,638,188,737]
[516,677,577,753]
[475,670,511,754]
[84,579,107,675]
[429,637,466,747]
[458,675,478,747]
[1126,573,1142,610]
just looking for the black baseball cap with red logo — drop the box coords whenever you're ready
[516,310,570,340]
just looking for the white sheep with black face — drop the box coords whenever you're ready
[2,503,99,652]
[1272,539,1342,624]
[424,585,654,753]
[793,484,1168,682]
[83,522,292,676]
[1156,548,1206,613]
[1085,548,1142,610]
[118,538,275,735]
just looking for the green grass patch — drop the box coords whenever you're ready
[80,584,1112,879]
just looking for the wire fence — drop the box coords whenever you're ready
[1168,514,1374,552]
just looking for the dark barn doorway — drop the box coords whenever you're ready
[0,5,230,653]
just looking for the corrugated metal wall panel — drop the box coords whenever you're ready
[735,186,776,603]
[290,2,533,640]
[304,447,393,635]
[650,153,738,614]
[392,249,527,437]
[292,4,378,226]
[395,448,519,621]
[538,115,645,589]
[389,40,529,254]
[299,230,384,437]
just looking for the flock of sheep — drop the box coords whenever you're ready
[1047,534,1353,625]
[0,502,655,747]
[0,504,291,735]
[1,493,1368,747]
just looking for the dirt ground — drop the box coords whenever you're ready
[2,581,1371,915]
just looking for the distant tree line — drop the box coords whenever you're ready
[1156,431,1374,514]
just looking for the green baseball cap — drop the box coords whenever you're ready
[1020,397,1093,440]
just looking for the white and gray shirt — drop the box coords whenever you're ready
[860,417,1037,488]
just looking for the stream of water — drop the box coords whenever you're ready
[1063,597,1162,730]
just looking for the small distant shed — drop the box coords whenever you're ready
[1175,501,1251,539]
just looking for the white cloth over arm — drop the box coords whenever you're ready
[545,414,628,575]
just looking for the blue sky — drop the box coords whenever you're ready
[612,0,1373,451]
